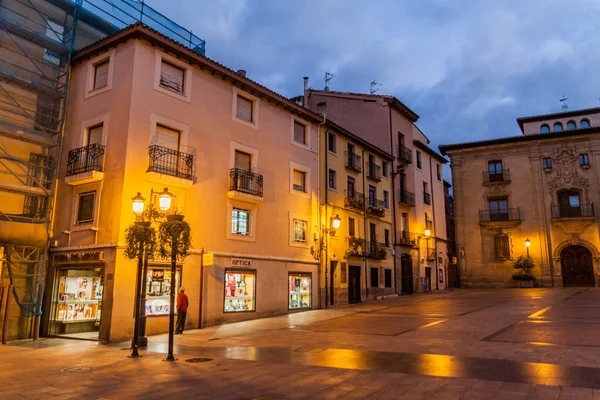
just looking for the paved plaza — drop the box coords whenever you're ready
[4,288,600,399]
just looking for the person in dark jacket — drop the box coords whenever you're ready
[175,287,189,334]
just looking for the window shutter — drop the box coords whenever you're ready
[93,61,109,89]
[237,96,253,122]
[160,61,185,94]
[155,125,180,150]
[293,170,305,191]
[87,124,103,145]
[294,121,306,144]
[234,150,252,171]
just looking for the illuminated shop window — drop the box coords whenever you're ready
[145,267,181,316]
[289,273,311,310]
[224,270,256,313]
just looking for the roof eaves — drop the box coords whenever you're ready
[516,107,600,130]
[325,119,394,161]
[413,140,448,164]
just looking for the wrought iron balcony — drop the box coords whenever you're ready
[397,144,412,164]
[367,198,385,217]
[347,236,366,257]
[483,169,511,184]
[367,241,387,260]
[229,168,263,197]
[479,208,521,223]
[423,191,431,205]
[345,151,362,172]
[399,190,415,206]
[551,204,594,219]
[396,230,417,247]
[367,163,382,181]
[147,145,194,180]
[66,144,105,176]
[345,190,365,210]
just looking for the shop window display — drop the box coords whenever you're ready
[146,267,181,316]
[55,275,103,323]
[224,270,255,312]
[289,273,311,309]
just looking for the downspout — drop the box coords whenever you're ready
[362,149,368,301]
[318,116,327,308]
[429,156,439,291]
[388,106,398,294]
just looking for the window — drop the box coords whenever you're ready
[494,235,510,259]
[293,169,307,192]
[348,217,356,237]
[236,95,254,122]
[294,121,307,145]
[86,124,103,146]
[542,157,552,169]
[347,176,356,196]
[328,168,337,190]
[488,160,504,182]
[160,60,185,94]
[76,191,95,224]
[293,219,307,243]
[416,151,422,169]
[224,270,256,312]
[234,150,252,172]
[384,229,390,247]
[540,124,550,133]
[489,198,508,221]
[43,20,64,65]
[368,185,377,205]
[145,267,181,315]
[370,268,379,288]
[436,164,441,181]
[581,119,590,128]
[232,208,251,235]
[567,121,577,130]
[289,273,311,309]
[327,132,337,154]
[382,161,389,178]
[384,269,392,288]
[580,153,590,167]
[92,60,109,90]
[340,262,347,284]
[383,190,390,209]
[553,122,563,132]
[154,124,181,150]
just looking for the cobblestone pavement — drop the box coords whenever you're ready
[4,288,600,399]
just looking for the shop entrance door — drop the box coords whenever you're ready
[400,255,413,294]
[561,246,594,287]
[425,267,432,292]
[348,265,361,304]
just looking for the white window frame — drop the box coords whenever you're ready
[153,49,193,103]
[229,141,259,172]
[382,160,389,179]
[289,212,310,248]
[327,131,338,155]
[85,50,115,99]
[289,161,311,198]
[71,184,100,229]
[232,87,260,129]
[382,189,390,210]
[290,116,311,149]
[79,114,109,147]
[149,114,190,150]
[327,167,338,191]
[227,200,257,242]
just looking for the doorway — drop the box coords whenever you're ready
[557,190,582,218]
[348,265,361,303]
[400,254,413,294]
[329,260,337,306]
[561,246,594,287]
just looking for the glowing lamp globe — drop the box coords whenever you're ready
[332,214,341,230]
[158,188,173,211]
[132,193,145,214]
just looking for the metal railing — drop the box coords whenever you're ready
[367,241,387,260]
[229,168,263,197]
[66,144,105,176]
[396,230,416,246]
[551,204,594,219]
[479,208,521,222]
[147,145,194,180]
[367,197,385,217]
[397,144,412,163]
[345,190,365,210]
[423,191,431,205]
[347,236,366,257]
[345,151,361,172]
[399,190,415,206]
[483,169,511,183]
[367,163,382,181]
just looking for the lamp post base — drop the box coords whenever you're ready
[163,355,176,362]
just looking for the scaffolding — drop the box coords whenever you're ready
[0,0,205,341]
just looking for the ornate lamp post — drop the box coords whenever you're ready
[525,238,531,257]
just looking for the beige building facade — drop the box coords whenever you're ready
[440,108,600,288]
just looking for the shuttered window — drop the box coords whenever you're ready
[293,121,306,144]
[234,150,252,171]
[494,235,510,259]
[87,124,103,145]
[155,125,180,150]
[76,191,95,224]
[160,61,185,94]
[236,95,254,122]
[93,60,109,89]
[293,169,306,192]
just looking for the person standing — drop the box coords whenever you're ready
[175,287,189,334]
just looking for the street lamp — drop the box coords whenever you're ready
[158,187,173,211]
[525,238,531,256]
[424,229,431,237]
[331,214,341,230]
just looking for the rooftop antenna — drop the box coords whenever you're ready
[560,96,569,110]
[370,80,382,95]
[324,72,333,91]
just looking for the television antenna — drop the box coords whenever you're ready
[370,80,382,94]
[560,96,569,110]
[324,72,334,91]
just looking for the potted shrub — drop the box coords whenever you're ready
[512,255,535,288]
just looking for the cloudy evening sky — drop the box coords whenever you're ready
[146,0,599,153]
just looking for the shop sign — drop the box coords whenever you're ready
[54,251,104,264]
[202,252,214,266]
[231,258,252,268]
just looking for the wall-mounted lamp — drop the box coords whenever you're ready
[525,238,531,256]
[331,214,341,230]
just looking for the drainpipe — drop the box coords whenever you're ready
[362,149,368,301]
[429,156,439,291]
[319,118,327,309]
[388,106,398,294]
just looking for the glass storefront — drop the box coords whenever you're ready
[224,270,255,312]
[289,273,311,309]
[145,267,181,316]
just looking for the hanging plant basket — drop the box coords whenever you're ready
[158,217,192,261]
[123,222,157,260]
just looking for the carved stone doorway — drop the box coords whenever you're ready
[560,245,594,287]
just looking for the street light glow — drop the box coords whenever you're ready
[424,229,431,237]
[525,238,531,247]
[159,187,173,211]
[332,214,341,230]
[132,192,145,214]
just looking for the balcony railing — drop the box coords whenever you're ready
[345,151,362,172]
[397,144,412,164]
[483,169,511,184]
[345,190,365,210]
[66,144,105,176]
[427,247,436,260]
[367,163,382,181]
[367,241,387,260]
[367,198,385,217]
[147,145,194,180]
[347,236,366,257]
[229,168,263,197]
[399,190,416,206]
[423,192,431,205]
[396,230,416,246]
[551,204,595,219]
[479,208,521,223]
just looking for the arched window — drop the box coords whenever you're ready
[566,121,576,130]
[553,122,563,132]
[580,119,590,128]
[540,124,550,133]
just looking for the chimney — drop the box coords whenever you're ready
[303,77,309,107]
[237,69,246,77]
